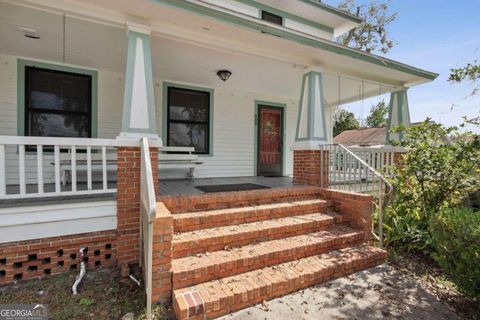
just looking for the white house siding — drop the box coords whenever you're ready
[155,84,299,179]
[0,53,304,184]
[0,200,117,243]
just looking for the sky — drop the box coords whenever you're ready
[327,0,480,132]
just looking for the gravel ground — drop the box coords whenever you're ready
[219,264,464,320]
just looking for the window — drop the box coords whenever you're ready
[167,87,210,154]
[261,11,283,26]
[25,66,92,138]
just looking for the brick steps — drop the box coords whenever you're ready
[173,199,329,232]
[172,225,364,289]
[173,245,387,320]
[158,186,323,214]
[172,212,349,258]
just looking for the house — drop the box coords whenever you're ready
[0,0,437,319]
[334,126,389,148]
[333,121,438,148]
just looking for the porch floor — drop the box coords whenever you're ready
[1,176,300,206]
[159,176,298,196]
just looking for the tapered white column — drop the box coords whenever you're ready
[119,23,159,140]
[386,89,411,143]
[293,70,328,150]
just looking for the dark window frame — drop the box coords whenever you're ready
[166,86,211,155]
[261,11,283,26]
[24,66,93,140]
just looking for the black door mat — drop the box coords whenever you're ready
[195,183,271,193]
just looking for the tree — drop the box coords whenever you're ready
[365,100,388,127]
[448,61,480,96]
[333,108,360,136]
[335,0,397,54]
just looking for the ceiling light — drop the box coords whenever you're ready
[217,70,232,82]
[18,26,40,39]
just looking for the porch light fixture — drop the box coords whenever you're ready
[18,26,40,40]
[217,70,232,82]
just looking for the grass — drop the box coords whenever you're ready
[0,267,172,320]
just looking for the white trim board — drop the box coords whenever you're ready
[0,200,117,243]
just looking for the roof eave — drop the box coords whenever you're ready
[296,0,364,24]
[153,0,438,82]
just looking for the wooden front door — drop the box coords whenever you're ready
[257,105,284,176]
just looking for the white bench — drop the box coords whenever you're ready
[158,146,204,180]
[54,146,203,185]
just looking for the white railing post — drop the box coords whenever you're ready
[140,137,157,320]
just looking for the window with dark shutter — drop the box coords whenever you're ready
[167,87,210,154]
[25,66,92,138]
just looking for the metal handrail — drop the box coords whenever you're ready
[140,137,156,320]
[320,143,393,247]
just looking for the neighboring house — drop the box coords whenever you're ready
[0,1,438,319]
[334,121,438,147]
[334,126,389,148]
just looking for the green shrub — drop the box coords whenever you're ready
[430,208,480,299]
[383,120,480,252]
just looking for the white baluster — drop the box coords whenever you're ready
[37,145,43,194]
[102,146,107,191]
[54,145,61,193]
[19,144,26,195]
[87,146,92,190]
[71,146,77,192]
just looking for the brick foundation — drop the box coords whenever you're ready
[117,147,158,267]
[0,230,117,285]
[293,150,329,187]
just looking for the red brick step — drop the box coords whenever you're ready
[173,199,329,232]
[173,245,387,320]
[172,226,364,289]
[172,212,349,258]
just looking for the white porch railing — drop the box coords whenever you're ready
[320,144,393,247]
[347,146,404,176]
[0,136,141,199]
[139,137,156,320]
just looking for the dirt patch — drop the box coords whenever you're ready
[0,267,173,320]
[389,251,479,319]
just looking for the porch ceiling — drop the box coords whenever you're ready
[0,0,403,103]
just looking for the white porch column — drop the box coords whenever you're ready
[386,89,411,143]
[293,69,328,149]
[118,22,160,140]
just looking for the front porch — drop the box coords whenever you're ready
[0,1,438,319]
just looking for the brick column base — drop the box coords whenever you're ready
[293,150,329,187]
[116,146,159,268]
[152,202,173,304]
